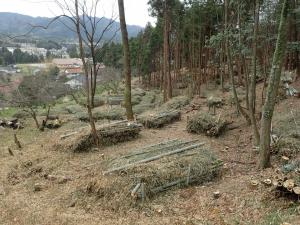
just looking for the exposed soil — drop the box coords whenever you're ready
[0,83,299,225]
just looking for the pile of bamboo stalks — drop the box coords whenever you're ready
[187,113,227,137]
[97,139,222,206]
[98,121,142,146]
[55,120,142,152]
[138,110,181,128]
[76,108,125,122]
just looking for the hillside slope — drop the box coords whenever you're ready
[0,12,143,41]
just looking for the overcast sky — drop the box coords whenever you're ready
[0,0,155,27]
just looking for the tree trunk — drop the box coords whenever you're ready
[75,0,99,146]
[259,0,289,169]
[225,0,251,124]
[243,56,250,110]
[91,44,97,109]
[40,104,51,131]
[163,1,172,102]
[249,0,261,146]
[118,0,134,120]
[292,0,300,80]
[29,107,40,130]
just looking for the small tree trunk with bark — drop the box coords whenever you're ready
[249,0,261,146]
[91,44,98,109]
[29,107,40,130]
[259,0,289,169]
[225,0,251,124]
[163,1,172,102]
[75,0,99,146]
[40,105,51,131]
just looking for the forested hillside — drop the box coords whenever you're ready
[0,12,143,41]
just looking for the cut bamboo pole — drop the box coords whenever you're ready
[60,132,78,140]
[103,143,205,175]
[118,139,199,160]
[117,139,180,159]
[186,165,191,185]
[131,183,141,197]
[141,183,146,204]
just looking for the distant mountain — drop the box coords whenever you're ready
[0,12,143,42]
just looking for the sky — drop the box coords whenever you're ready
[0,0,155,27]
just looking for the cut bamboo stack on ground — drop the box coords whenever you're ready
[98,139,223,206]
[55,120,142,152]
[138,110,181,128]
[187,113,227,137]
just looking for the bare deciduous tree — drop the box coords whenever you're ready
[49,0,119,145]
[12,68,69,131]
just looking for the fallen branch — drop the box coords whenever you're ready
[60,132,78,140]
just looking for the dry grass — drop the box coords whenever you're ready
[72,140,222,211]
[0,82,299,225]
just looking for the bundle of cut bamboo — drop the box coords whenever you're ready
[82,140,223,209]
[138,110,181,128]
[55,120,141,152]
[187,113,227,137]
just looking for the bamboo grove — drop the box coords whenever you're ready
[126,0,299,167]
[126,0,299,93]
[93,0,300,167]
